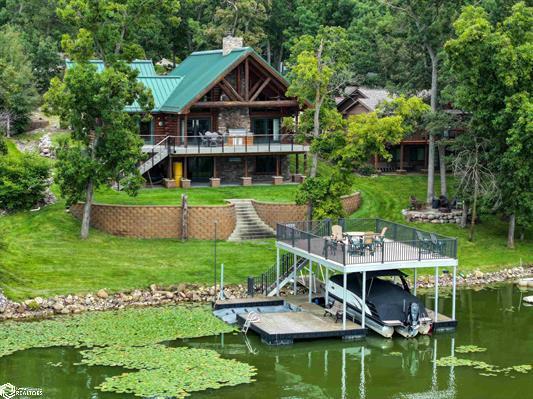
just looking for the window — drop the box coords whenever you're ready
[255,156,276,174]
[139,120,153,144]
[252,118,280,142]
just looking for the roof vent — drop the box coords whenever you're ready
[222,36,243,56]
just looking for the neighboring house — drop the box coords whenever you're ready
[337,86,430,172]
[67,37,308,187]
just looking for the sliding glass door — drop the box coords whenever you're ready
[252,118,280,144]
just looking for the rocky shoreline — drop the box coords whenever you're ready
[0,266,531,321]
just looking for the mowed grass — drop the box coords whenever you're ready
[351,175,532,272]
[0,173,530,301]
[94,184,299,205]
[0,203,276,301]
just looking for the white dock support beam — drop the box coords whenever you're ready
[324,266,329,305]
[308,260,313,303]
[276,247,280,296]
[362,271,366,329]
[452,265,457,320]
[413,268,417,295]
[293,253,297,294]
[434,266,439,322]
[342,270,347,330]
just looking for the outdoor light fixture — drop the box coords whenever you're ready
[158,120,164,127]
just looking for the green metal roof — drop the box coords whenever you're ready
[125,76,183,112]
[65,59,157,76]
[166,48,250,112]
[65,48,288,113]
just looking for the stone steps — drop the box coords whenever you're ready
[228,199,275,241]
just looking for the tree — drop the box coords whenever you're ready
[0,26,39,135]
[445,2,533,248]
[452,135,500,240]
[286,27,352,218]
[44,0,158,239]
[380,0,469,203]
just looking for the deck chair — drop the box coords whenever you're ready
[363,232,376,255]
[331,224,343,241]
[198,132,209,146]
[375,227,388,249]
[430,233,446,254]
[324,300,344,323]
[416,230,432,252]
[322,238,338,257]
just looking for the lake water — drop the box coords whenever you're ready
[0,283,531,399]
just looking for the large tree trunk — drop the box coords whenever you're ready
[507,213,515,249]
[80,179,94,239]
[438,141,447,197]
[6,113,11,138]
[426,47,438,204]
[461,203,468,228]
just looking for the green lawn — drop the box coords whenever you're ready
[94,184,299,205]
[1,173,530,301]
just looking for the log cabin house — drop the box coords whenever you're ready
[69,37,309,187]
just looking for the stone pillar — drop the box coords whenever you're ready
[210,178,221,187]
[272,176,283,185]
[181,179,191,189]
[241,177,252,186]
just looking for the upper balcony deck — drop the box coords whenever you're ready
[141,134,309,156]
[276,218,458,273]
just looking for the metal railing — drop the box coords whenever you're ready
[276,218,458,266]
[139,133,307,154]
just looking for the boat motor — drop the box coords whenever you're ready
[407,302,420,331]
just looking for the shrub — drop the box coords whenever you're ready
[356,164,378,176]
[0,154,50,210]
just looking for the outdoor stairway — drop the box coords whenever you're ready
[248,253,310,296]
[139,146,169,175]
[228,199,276,241]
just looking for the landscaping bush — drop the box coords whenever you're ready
[356,164,378,176]
[0,154,50,210]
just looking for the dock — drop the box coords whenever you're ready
[235,296,365,345]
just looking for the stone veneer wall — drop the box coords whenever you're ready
[217,108,250,134]
[218,155,290,183]
[252,192,361,229]
[70,203,236,240]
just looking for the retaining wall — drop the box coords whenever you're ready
[70,203,236,240]
[252,192,361,229]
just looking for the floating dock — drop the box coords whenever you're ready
[235,296,365,345]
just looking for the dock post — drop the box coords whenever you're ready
[434,266,439,322]
[452,265,457,320]
[324,266,329,305]
[293,253,297,294]
[342,270,347,330]
[362,271,366,329]
[308,260,312,303]
[413,268,417,295]
[276,247,280,296]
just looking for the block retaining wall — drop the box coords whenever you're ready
[252,192,361,229]
[70,203,236,240]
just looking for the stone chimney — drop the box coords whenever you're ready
[222,36,244,56]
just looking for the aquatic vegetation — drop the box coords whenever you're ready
[435,356,531,377]
[80,345,256,398]
[0,305,234,357]
[455,345,487,353]
[389,352,402,357]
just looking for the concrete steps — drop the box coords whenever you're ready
[228,199,275,241]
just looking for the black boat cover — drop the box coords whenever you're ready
[330,272,427,322]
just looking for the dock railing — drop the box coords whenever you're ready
[276,218,458,266]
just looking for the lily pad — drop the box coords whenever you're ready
[0,305,234,358]
[455,345,487,353]
[80,345,256,398]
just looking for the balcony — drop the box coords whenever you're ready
[141,134,308,156]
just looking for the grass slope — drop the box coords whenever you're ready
[1,173,530,301]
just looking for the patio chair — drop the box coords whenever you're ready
[323,238,338,257]
[331,224,343,241]
[198,132,209,146]
[416,230,432,252]
[430,233,446,254]
[207,132,220,147]
[324,300,344,323]
[347,235,365,256]
[363,232,375,256]
[375,227,388,249]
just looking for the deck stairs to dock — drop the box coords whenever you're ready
[228,199,275,241]
[139,137,170,175]
[249,253,309,296]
